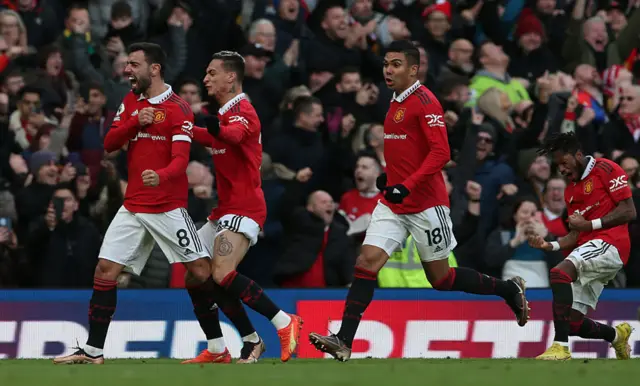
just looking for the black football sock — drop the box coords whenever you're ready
[220,271,280,320]
[211,281,256,339]
[86,277,117,352]
[550,268,573,343]
[433,267,517,298]
[569,310,616,342]
[187,277,223,340]
[337,267,377,348]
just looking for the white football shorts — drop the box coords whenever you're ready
[567,239,623,313]
[363,201,457,262]
[99,206,208,275]
[197,214,261,258]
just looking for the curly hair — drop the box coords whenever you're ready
[538,132,582,156]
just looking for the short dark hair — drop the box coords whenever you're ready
[356,150,382,171]
[127,42,166,77]
[111,0,132,20]
[18,85,41,100]
[211,51,245,83]
[86,82,105,96]
[178,78,201,92]
[293,96,321,118]
[385,40,420,67]
[338,66,360,82]
[67,3,88,17]
[538,132,582,157]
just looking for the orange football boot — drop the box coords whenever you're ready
[277,314,303,362]
[181,349,232,364]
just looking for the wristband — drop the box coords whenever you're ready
[550,241,560,251]
[591,218,603,230]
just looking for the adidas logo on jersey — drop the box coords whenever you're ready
[184,248,194,255]
[434,245,443,253]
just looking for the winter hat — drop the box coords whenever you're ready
[29,150,57,174]
[517,148,541,178]
[422,1,452,23]
[477,123,497,141]
[515,13,546,40]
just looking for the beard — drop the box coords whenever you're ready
[132,76,151,95]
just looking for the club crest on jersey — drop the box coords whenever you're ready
[393,108,405,123]
[153,109,166,123]
[584,178,593,194]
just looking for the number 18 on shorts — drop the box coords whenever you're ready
[363,202,457,261]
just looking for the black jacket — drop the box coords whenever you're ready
[274,206,355,287]
[27,215,101,288]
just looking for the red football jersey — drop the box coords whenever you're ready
[104,86,194,213]
[193,93,266,227]
[383,81,450,214]
[339,189,383,222]
[565,157,633,263]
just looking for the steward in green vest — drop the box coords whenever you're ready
[378,235,457,288]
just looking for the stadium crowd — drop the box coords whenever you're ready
[0,0,639,289]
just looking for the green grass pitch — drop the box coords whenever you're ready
[1,359,639,386]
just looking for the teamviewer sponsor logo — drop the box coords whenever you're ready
[131,132,167,142]
[384,133,407,140]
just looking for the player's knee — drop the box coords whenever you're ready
[355,248,387,273]
[94,259,122,281]
[186,259,211,284]
[211,259,234,284]
[550,267,573,284]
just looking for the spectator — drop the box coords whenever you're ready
[9,85,55,150]
[337,151,383,241]
[439,38,475,81]
[468,41,531,106]
[27,184,101,287]
[484,197,563,287]
[540,176,568,239]
[276,189,354,287]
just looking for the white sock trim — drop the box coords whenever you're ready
[83,344,103,357]
[242,332,260,344]
[553,341,569,348]
[271,311,291,330]
[207,337,227,354]
[612,329,619,345]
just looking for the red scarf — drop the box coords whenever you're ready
[621,113,640,141]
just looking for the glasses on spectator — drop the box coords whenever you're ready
[621,96,635,101]
[477,136,493,144]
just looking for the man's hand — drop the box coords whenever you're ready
[466,180,482,201]
[528,234,552,251]
[138,107,155,126]
[204,115,220,137]
[568,212,591,232]
[191,101,208,115]
[45,204,57,230]
[9,153,28,175]
[141,169,160,187]
[497,183,518,199]
[296,167,313,183]
[577,107,596,126]
[376,173,410,204]
[59,163,77,183]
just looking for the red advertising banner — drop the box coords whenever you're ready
[298,300,640,359]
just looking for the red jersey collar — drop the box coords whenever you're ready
[391,81,421,103]
[137,84,173,104]
[219,93,246,115]
[580,156,596,180]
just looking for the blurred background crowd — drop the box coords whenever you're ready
[0,0,639,289]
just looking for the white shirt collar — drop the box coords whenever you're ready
[138,84,173,104]
[391,81,421,103]
[219,93,246,115]
[580,156,596,180]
